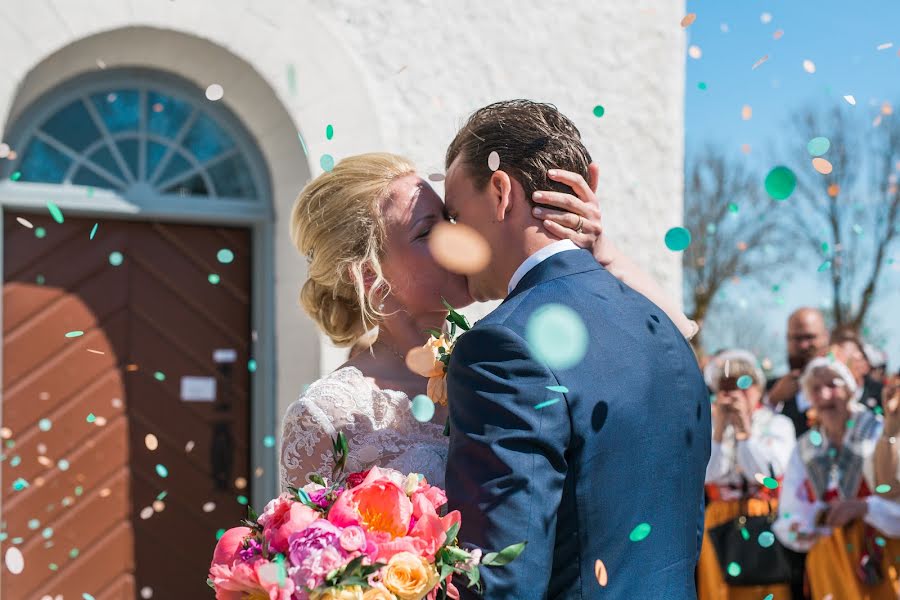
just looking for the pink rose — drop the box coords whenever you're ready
[410,486,447,520]
[260,494,319,553]
[339,525,367,552]
[407,495,461,561]
[208,561,264,600]
[255,560,296,600]
[328,468,413,540]
[211,527,252,568]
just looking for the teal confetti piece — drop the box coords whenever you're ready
[807,137,831,157]
[42,527,53,539]
[320,154,335,172]
[762,477,779,490]
[876,536,886,547]
[69,548,79,559]
[90,223,98,240]
[109,251,124,266]
[28,519,40,530]
[39,418,52,431]
[248,359,258,372]
[726,562,741,577]
[736,375,753,390]
[216,528,226,540]
[758,531,775,548]
[592,105,605,118]
[157,491,168,501]
[10,455,20,467]
[86,413,96,423]
[217,249,234,264]
[740,527,750,541]
[525,304,589,370]
[698,82,708,90]
[809,430,823,446]
[154,371,166,382]
[10,171,21,181]
[817,260,832,272]
[876,484,892,494]
[629,523,651,542]
[66,331,85,338]
[546,385,569,393]
[12,478,29,491]
[763,595,774,600]
[411,395,435,422]
[58,459,70,471]
[534,398,561,410]
[208,274,221,285]
[35,227,47,239]
[664,227,692,251]
[765,166,797,201]
[326,124,334,140]
[47,202,64,224]
[155,464,168,478]
[237,495,248,506]
[83,594,96,600]
[263,435,275,448]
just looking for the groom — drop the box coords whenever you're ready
[442,100,710,599]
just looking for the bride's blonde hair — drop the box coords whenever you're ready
[290,152,416,347]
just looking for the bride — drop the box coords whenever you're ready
[280,152,697,490]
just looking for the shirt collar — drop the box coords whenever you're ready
[507,239,580,295]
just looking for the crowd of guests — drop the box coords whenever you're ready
[697,307,900,599]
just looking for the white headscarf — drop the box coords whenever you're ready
[799,355,858,398]
[703,349,766,393]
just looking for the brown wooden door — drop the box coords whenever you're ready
[2,212,252,599]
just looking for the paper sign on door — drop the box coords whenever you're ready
[181,376,217,402]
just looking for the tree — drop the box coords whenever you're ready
[683,146,791,351]
[782,102,900,331]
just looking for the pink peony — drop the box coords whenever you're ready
[211,527,252,568]
[259,493,320,553]
[256,560,297,600]
[339,525,368,552]
[328,468,414,540]
[208,561,267,600]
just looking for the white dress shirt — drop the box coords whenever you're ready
[507,239,580,295]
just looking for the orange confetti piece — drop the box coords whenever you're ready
[813,158,833,175]
[773,29,784,40]
[827,184,840,197]
[882,102,893,115]
[595,559,609,587]
[681,13,697,28]
[741,144,752,154]
[737,241,748,252]
[752,55,769,70]
[428,221,491,275]
[803,59,816,73]
[688,45,702,59]
[741,105,752,120]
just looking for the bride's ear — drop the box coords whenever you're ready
[489,170,513,222]
[347,263,378,293]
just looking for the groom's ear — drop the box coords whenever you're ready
[489,170,513,222]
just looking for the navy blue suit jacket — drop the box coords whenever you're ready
[445,249,710,599]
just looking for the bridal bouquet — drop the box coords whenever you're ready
[208,434,523,600]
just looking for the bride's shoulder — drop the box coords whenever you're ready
[283,366,375,422]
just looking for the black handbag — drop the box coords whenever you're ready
[707,478,792,587]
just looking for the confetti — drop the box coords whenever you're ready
[843,95,856,106]
[721,23,729,33]
[773,30,784,40]
[765,166,796,200]
[762,477,779,490]
[876,536,886,547]
[152,500,165,512]
[154,371,166,382]
[66,330,85,338]
[205,84,224,101]
[0,142,8,158]
[237,495,249,506]
[752,55,769,70]
[812,158,833,175]
[217,249,234,264]
[39,418,52,432]
[592,105,605,118]
[802,59,816,74]
[688,45,702,60]
[818,260,832,272]
[698,82,708,90]
[410,395,435,422]
[736,375,753,390]
[89,223,98,239]
[325,124,334,140]
[235,477,248,490]
[58,459,70,471]
[664,227,692,251]
[11,171,21,181]
[680,13,696,28]
[140,587,154,599]
[534,398,561,410]
[810,430,823,446]
[877,42,894,51]
[145,434,158,451]
[525,304,589,371]
[728,202,739,213]
[208,274,221,285]
[263,435,275,448]
[140,506,154,520]
[46,202,64,224]
[427,173,445,182]
[185,441,195,453]
[807,137,830,156]
[741,105,752,120]
[216,528,226,540]
[760,12,772,24]
[876,484,892,494]
[86,413,96,423]
[594,559,608,586]
[16,217,33,229]
[726,562,742,577]
[248,359,258,372]
[109,251,124,266]
[155,464,168,478]
[42,528,53,539]
[35,227,46,238]
[487,151,501,171]
[320,154,335,172]
[5,547,24,574]
[629,523,652,542]
[28,519,40,530]
[428,221,491,275]
[203,501,216,513]
[546,385,569,393]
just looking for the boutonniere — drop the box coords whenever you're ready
[406,299,471,411]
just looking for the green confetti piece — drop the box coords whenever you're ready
[846,419,856,428]
[876,484,892,494]
[86,413,96,423]
[156,491,168,501]
[809,430,823,446]
[320,154,335,172]
[49,563,58,571]
[546,385,569,393]
[410,394,435,422]
[11,537,23,544]
[90,223,98,240]
[154,371,166,382]
[208,273,221,285]
[217,249,234,264]
[35,227,47,239]
[740,527,750,541]
[83,594,95,600]
[758,531,775,548]
[706,223,717,234]
[11,171,22,181]
[66,331,85,338]
[216,528,226,540]
[726,562,741,577]
[36,274,46,285]
[263,435,275,448]
[109,251,124,266]
[727,202,739,213]
[664,227,692,251]
[10,455,20,467]
[853,224,864,235]
[75,486,83,496]
[248,359,258,372]
[47,202,64,224]
[237,495,249,506]
[763,477,779,490]
[525,304,589,371]
[821,242,830,254]
[69,548,79,559]
[698,82,708,90]
[534,398,561,410]
[765,166,796,201]
[155,464,168,478]
[58,459,70,471]
[592,105,605,118]
[326,124,335,140]
[807,137,831,156]
[736,375,753,390]
[817,260,832,272]
[846,543,854,552]
[874,406,884,416]
[629,523,651,542]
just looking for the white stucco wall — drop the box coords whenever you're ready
[0,0,685,500]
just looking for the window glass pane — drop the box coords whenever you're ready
[87,145,125,182]
[147,91,192,140]
[72,166,120,190]
[42,100,99,152]
[117,138,139,179]
[90,90,139,134]
[155,152,193,187]
[146,141,168,178]
[207,155,257,199]
[15,138,72,183]
[164,173,208,197]
[182,113,234,163]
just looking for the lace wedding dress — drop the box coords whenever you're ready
[279,366,449,491]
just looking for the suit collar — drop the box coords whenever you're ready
[503,247,601,303]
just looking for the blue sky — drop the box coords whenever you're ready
[684,0,900,372]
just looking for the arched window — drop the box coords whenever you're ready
[2,70,267,204]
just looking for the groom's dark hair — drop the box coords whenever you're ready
[445,100,592,205]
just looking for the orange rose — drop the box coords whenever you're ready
[426,375,448,406]
[362,588,397,600]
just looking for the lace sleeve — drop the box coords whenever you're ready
[279,394,339,491]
